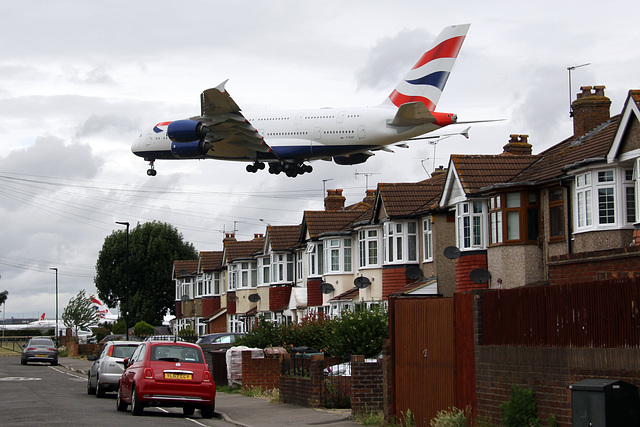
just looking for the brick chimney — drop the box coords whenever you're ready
[362,189,376,205]
[324,189,346,211]
[254,233,264,239]
[431,165,447,177]
[223,233,236,242]
[571,85,611,137]
[502,134,532,156]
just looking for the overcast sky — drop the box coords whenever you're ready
[1,0,638,320]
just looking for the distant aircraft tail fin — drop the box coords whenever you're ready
[384,24,470,111]
[40,313,45,321]
[91,295,117,321]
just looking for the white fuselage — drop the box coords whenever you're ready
[132,105,442,162]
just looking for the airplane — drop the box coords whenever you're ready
[132,24,472,177]
[90,295,118,323]
[0,314,91,339]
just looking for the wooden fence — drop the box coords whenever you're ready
[483,278,640,347]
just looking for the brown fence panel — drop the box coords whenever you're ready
[483,278,640,347]
[391,297,456,426]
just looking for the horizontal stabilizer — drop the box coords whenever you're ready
[390,102,437,127]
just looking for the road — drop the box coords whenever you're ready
[0,355,234,427]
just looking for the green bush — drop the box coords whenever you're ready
[132,321,154,337]
[500,385,540,427]
[235,307,388,359]
[112,320,127,334]
[326,305,388,359]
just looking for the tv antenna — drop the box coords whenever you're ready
[568,63,590,117]
[354,170,381,190]
[322,178,333,198]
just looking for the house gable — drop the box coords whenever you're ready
[607,90,640,163]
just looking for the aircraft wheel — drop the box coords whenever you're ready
[147,169,157,176]
[257,162,265,170]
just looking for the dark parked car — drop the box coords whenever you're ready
[195,332,245,349]
[87,340,140,397]
[21,336,58,366]
[116,341,216,418]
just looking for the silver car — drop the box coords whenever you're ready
[87,340,140,397]
[21,336,58,366]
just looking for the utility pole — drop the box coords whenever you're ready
[49,268,58,346]
[116,222,130,340]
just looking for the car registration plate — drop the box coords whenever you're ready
[164,373,192,380]
[36,354,47,358]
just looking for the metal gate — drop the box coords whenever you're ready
[389,294,475,426]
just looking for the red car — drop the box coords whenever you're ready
[116,341,216,418]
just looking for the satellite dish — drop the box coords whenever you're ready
[248,293,260,303]
[469,268,491,284]
[319,282,335,294]
[405,266,423,280]
[180,294,189,302]
[354,276,371,289]
[443,246,461,259]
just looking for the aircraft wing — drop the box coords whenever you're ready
[193,81,275,156]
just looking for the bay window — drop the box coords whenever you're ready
[272,253,294,283]
[574,168,635,230]
[487,192,538,245]
[358,228,380,268]
[384,221,418,264]
[457,201,486,249]
[322,237,353,274]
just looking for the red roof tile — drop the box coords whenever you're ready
[266,225,302,251]
[224,236,265,262]
[173,260,198,278]
[199,251,223,271]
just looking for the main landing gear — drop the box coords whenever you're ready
[246,161,312,177]
[145,159,157,176]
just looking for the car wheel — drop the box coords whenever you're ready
[96,376,105,398]
[201,402,215,419]
[131,384,144,416]
[51,359,58,366]
[20,358,26,365]
[87,373,96,395]
[183,405,195,416]
[116,386,128,412]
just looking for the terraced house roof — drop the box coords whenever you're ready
[199,251,223,271]
[266,225,302,251]
[173,260,198,278]
[223,235,265,262]
[377,171,447,218]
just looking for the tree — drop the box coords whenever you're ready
[94,221,198,325]
[0,290,7,306]
[62,290,98,337]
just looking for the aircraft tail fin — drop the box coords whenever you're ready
[384,24,470,111]
[40,313,45,321]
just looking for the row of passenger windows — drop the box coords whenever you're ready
[266,131,309,136]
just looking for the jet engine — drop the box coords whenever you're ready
[167,120,209,143]
[170,141,211,159]
[333,153,372,165]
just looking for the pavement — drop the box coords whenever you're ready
[59,357,362,427]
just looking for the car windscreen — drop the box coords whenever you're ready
[112,345,138,359]
[150,344,203,363]
[29,339,53,346]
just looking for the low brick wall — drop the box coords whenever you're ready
[279,354,325,407]
[242,350,281,391]
[351,355,384,415]
[475,346,640,426]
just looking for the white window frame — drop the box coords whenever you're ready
[456,201,487,250]
[307,242,324,277]
[574,167,635,232]
[258,256,271,286]
[322,237,353,274]
[272,253,294,283]
[423,217,433,262]
[358,228,380,268]
[384,221,418,265]
[213,272,221,295]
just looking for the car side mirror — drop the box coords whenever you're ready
[117,358,129,367]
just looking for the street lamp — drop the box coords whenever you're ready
[49,267,58,346]
[116,221,130,340]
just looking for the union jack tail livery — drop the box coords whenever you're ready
[386,23,470,111]
[90,295,118,322]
